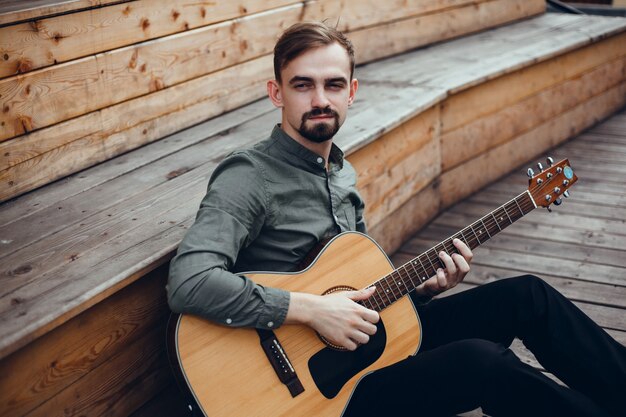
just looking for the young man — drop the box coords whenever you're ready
[168,22,626,417]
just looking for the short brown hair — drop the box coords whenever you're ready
[273,21,355,83]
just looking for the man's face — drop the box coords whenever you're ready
[268,42,358,144]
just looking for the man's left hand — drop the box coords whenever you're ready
[414,238,473,298]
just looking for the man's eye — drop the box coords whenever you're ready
[328,84,344,90]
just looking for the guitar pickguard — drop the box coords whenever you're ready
[308,319,387,399]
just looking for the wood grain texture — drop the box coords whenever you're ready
[1,8,625,387]
[0,3,301,142]
[0,0,296,78]
[0,0,491,79]
[440,31,626,134]
[441,56,626,171]
[0,0,535,202]
[390,110,626,392]
[0,0,510,141]
[0,0,124,26]
[0,8,615,204]
[0,264,169,417]
[175,232,421,417]
[349,106,440,228]
[0,55,274,202]
[439,81,626,209]
[350,0,545,64]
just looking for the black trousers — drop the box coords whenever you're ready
[344,275,626,417]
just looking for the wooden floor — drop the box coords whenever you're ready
[391,107,626,416]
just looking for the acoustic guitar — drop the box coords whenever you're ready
[167,157,577,417]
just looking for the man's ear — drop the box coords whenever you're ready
[267,79,284,108]
[348,78,358,106]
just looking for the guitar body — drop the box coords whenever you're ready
[169,232,422,417]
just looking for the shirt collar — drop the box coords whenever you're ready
[270,124,345,173]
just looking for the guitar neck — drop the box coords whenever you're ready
[361,190,537,312]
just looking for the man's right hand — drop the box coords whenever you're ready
[285,287,380,351]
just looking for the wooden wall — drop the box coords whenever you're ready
[0,0,544,203]
[353,32,626,253]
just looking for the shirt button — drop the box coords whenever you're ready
[226,318,232,325]
[316,157,323,164]
[267,321,274,328]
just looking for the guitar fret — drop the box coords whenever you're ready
[502,204,513,224]
[399,268,411,294]
[459,229,471,248]
[513,197,525,216]
[407,260,421,286]
[480,219,492,238]
[370,290,383,311]
[417,257,429,283]
[491,212,502,231]
[470,224,482,244]
[425,251,439,273]
[379,278,394,304]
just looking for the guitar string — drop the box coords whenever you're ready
[358,175,557,311]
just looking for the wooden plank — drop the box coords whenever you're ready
[0,103,274,254]
[484,181,626,209]
[0,3,304,142]
[441,56,626,171]
[369,181,441,259]
[0,110,281,358]
[471,190,626,223]
[0,0,297,78]
[350,0,545,64]
[0,108,278,287]
[439,81,626,208]
[26,323,169,417]
[0,265,169,417]
[433,210,626,252]
[0,0,124,26]
[1,9,618,203]
[414,223,626,269]
[446,200,626,237]
[0,55,274,202]
[0,0,487,79]
[440,31,626,133]
[402,235,625,287]
[348,106,440,227]
[0,0,527,141]
[1,0,528,201]
[0,98,274,227]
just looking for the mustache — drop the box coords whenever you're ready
[303,107,339,120]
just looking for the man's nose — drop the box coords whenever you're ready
[311,87,330,108]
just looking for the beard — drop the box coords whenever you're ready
[297,107,340,143]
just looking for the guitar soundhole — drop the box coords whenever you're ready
[308,319,387,399]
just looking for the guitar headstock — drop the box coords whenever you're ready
[527,157,577,210]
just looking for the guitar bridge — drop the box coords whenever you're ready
[257,329,305,398]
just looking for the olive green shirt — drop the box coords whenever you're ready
[167,125,366,330]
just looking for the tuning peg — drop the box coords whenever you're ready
[547,157,554,167]
[554,198,563,206]
[563,190,570,198]
[527,168,535,178]
[537,162,544,172]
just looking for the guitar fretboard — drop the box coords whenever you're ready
[359,191,536,312]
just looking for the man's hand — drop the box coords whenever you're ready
[414,238,473,298]
[286,287,379,351]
